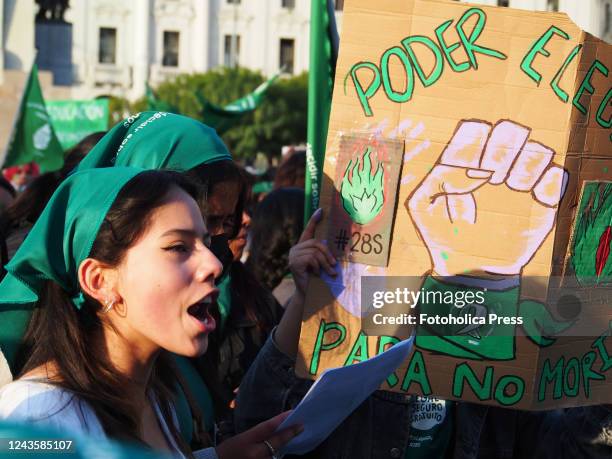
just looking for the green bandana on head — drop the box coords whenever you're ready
[76,111,232,171]
[0,167,146,371]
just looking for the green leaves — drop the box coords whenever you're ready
[341,147,384,225]
[572,182,612,285]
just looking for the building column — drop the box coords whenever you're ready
[132,0,151,98]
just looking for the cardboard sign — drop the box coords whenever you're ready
[296,0,612,409]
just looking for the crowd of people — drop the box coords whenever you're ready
[0,111,609,458]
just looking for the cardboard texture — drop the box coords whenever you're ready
[326,134,404,266]
[296,0,611,409]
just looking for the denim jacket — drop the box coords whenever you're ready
[234,333,611,459]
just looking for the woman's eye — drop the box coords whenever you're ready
[165,244,188,253]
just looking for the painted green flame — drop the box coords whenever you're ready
[340,147,384,225]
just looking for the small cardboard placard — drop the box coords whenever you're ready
[297,0,612,410]
[326,134,404,267]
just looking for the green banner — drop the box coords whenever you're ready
[305,0,339,222]
[146,72,280,134]
[199,72,281,134]
[3,64,64,173]
[46,99,110,150]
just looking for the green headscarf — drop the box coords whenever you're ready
[76,111,232,171]
[0,167,146,371]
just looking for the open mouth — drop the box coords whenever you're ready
[187,292,217,332]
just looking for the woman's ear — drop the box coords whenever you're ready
[78,258,119,305]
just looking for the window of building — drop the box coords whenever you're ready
[282,0,295,8]
[546,0,559,12]
[497,0,509,7]
[162,31,180,67]
[98,27,117,64]
[224,34,241,67]
[280,38,295,74]
[335,0,344,10]
[606,3,611,34]
[227,0,240,4]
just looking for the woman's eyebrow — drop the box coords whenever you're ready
[160,229,210,240]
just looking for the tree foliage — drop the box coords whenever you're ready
[106,95,132,126]
[130,67,307,159]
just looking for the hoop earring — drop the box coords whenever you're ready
[102,299,115,314]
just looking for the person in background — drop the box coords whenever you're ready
[0,131,106,260]
[0,177,15,281]
[244,188,611,458]
[246,188,304,308]
[0,229,8,282]
[228,168,254,263]
[273,151,305,190]
[197,168,282,435]
[2,163,40,193]
[0,177,15,216]
[237,210,603,459]
[229,212,252,263]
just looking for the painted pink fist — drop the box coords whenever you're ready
[406,120,568,277]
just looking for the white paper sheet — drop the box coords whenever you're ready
[276,334,414,456]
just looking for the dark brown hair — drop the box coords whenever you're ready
[246,188,305,291]
[273,151,305,190]
[16,170,205,455]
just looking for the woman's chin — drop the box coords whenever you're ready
[177,336,209,358]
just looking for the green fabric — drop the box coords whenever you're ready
[305,0,338,221]
[405,397,454,459]
[216,271,232,332]
[252,181,273,194]
[172,355,216,440]
[76,111,231,172]
[46,99,110,149]
[415,276,520,360]
[145,74,279,135]
[3,64,64,173]
[0,167,145,371]
[415,276,574,361]
[198,72,280,134]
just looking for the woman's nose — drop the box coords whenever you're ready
[197,247,223,282]
[242,211,252,228]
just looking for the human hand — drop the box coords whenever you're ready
[407,120,567,277]
[288,208,337,296]
[215,411,302,459]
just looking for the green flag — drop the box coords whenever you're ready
[199,71,281,133]
[305,0,339,221]
[145,83,175,112]
[3,64,64,173]
[46,99,109,149]
[145,73,279,134]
